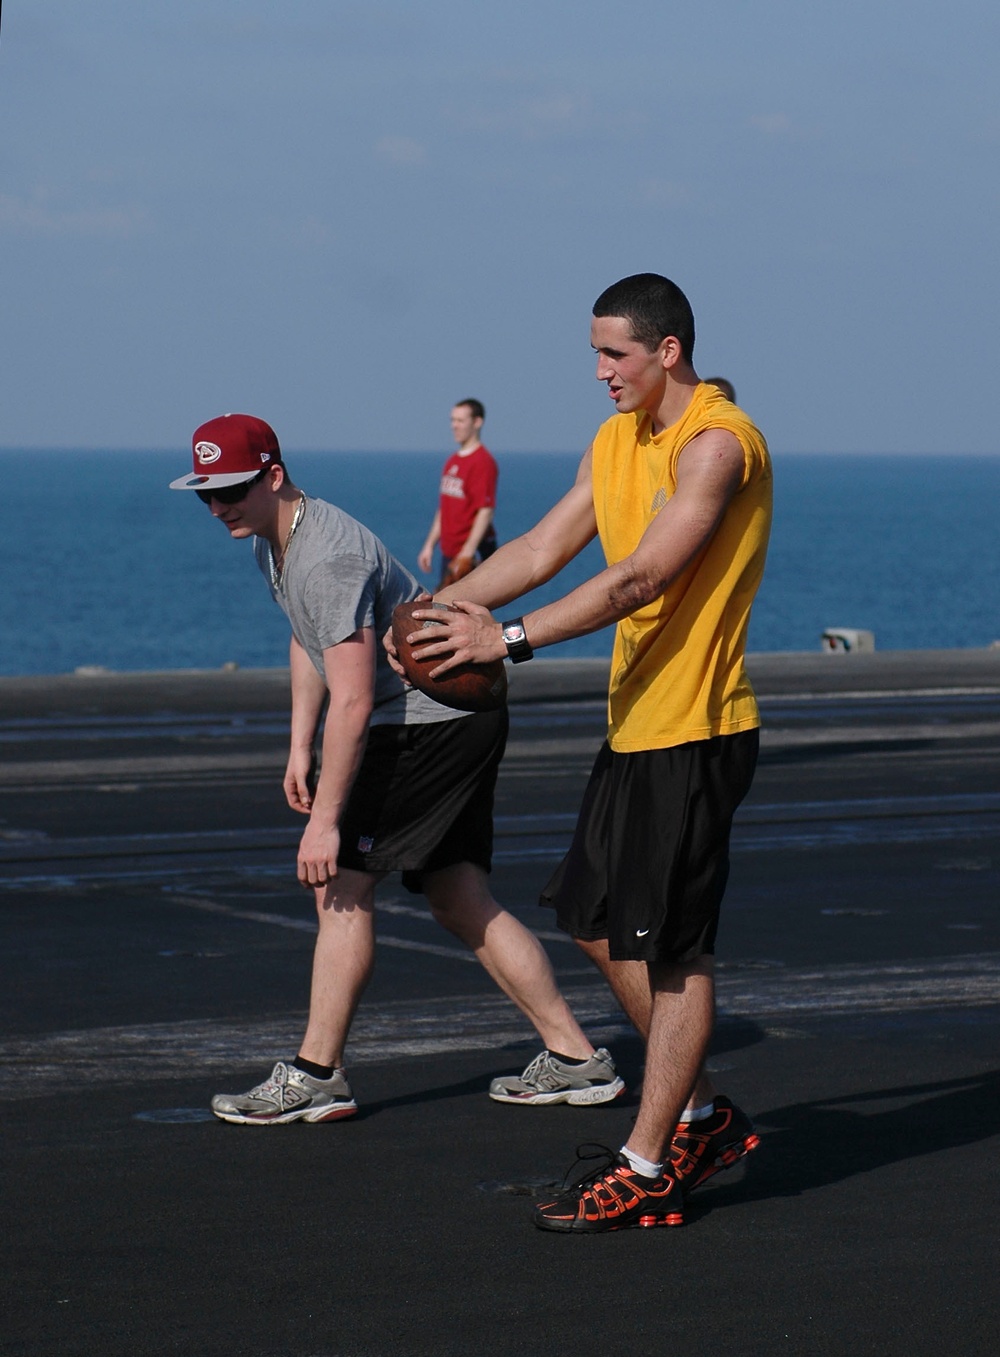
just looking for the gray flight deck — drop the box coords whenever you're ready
[1,651,998,1355]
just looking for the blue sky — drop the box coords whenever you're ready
[1,1,997,454]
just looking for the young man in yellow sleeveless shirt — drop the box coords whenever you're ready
[394,274,772,1232]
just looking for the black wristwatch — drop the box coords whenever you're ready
[500,617,534,664]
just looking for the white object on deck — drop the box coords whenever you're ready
[821,628,876,653]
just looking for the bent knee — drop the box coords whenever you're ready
[315,878,376,918]
[427,892,501,930]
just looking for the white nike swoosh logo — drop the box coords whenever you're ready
[636,928,650,937]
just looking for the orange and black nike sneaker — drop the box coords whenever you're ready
[669,1096,760,1195]
[533,1145,684,1233]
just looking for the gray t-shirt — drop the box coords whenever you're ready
[254,496,465,726]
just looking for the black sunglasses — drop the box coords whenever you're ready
[195,466,269,506]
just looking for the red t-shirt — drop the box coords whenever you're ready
[438,444,498,557]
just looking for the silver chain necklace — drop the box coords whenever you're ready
[268,494,307,590]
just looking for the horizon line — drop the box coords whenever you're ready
[2,446,999,459]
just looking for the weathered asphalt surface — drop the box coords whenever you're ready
[1,651,998,1356]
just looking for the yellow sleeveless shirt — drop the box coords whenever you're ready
[591,382,772,752]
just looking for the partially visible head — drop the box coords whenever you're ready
[451,399,485,447]
[592,273,695,363]
[705,376,736,403]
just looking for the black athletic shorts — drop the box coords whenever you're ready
[337,707,508,892]
[540,729,759,963]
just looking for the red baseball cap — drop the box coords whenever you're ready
[169,413,281,491]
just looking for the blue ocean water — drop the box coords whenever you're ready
[2,449,1000,677]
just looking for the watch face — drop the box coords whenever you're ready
[503,623,525,644]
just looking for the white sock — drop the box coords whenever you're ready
[620,1145,664,1179]
[679,1100,715,1124]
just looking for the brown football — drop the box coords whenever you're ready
[391,601,508,713]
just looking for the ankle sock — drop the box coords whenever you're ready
[293,1056,335,1081]
[550,1050,590,1066]
[680,1100,716,1124]
[620,1145,664,1179]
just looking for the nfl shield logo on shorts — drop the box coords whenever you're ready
[357,835,374,854]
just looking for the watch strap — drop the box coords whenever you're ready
[501,617,533,664]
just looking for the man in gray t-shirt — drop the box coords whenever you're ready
[169,414,624,1125]
[253,493,459,727]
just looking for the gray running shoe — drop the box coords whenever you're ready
[489,1048,625,1106]
[210,1061,358,1125]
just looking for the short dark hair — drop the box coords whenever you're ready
[592,274,695,362]
[705,376,736,403]
[455,398,485,422]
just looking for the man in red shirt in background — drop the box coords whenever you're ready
[418,399,499,587]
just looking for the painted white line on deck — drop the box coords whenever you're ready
[2,956,996,1101]
[759,720,1000,748]
[171,892,572,958]
[6,706,1000,792]
[173,893,481,963]
[376,896,570,944]
[0,985,624,1101]
[760,686,1000,702]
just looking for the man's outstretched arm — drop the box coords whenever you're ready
[411,429,746,674]
[433,446,600,611]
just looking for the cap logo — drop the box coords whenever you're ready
[260,452,271,464]
[195,441,223,465]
